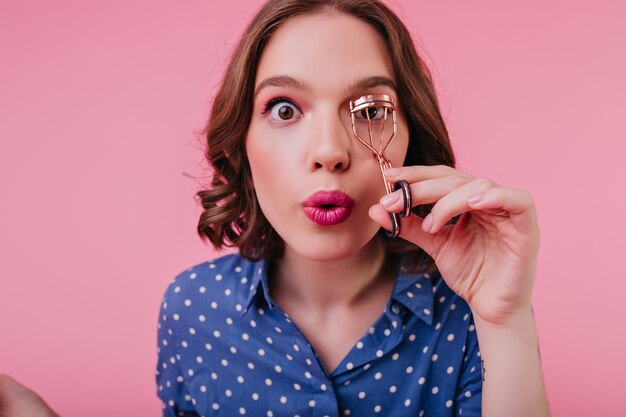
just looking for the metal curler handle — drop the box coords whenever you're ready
[384,180,411,238]
[349,94,407,239]
[394,180,412,218]
[385,211,401,238]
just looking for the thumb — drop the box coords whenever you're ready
[369,204,438,256]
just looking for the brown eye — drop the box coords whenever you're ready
[360,107,378,119]
[268,100,301,122]
[278,105,294,120]
[357,106,387,121]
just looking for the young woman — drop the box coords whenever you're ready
[0,0,550,417]
[0,1,549,416]
[155,1,551,416]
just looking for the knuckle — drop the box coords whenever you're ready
[448,174,468,187]
[521,190,535,207]
[438,164,455,174]
[474,177,494,190]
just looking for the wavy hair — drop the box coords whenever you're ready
[196,0,455,273]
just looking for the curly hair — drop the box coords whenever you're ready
[196,0,455,274]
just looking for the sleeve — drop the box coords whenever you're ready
[455,314,483,417]
[156,282,200,417]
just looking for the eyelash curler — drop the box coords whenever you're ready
[349,94,412,238]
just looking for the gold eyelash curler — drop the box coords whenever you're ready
[349,94,411,238]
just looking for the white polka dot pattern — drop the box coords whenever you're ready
[156,254,482,416]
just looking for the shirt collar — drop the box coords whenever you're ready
[241,258,435,326]
[390,270,435,326]
[241,258,273,316]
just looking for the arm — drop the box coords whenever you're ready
[473,306,551,417]
[0,374,61,417]
[370,165,552,416]
[156,282,200,417]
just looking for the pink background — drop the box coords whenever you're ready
[1,0,624,416]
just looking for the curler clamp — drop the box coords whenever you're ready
[349,94,412,238]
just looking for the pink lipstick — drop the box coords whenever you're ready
[302,191,354,226]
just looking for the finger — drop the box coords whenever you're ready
[467,187,538,235]
[369,203,438,255]
[380,174,474,212]
[383,165,473,183]
[425,177,497,233]
[0,374,59,417]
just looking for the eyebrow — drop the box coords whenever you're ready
[253,75,397,98]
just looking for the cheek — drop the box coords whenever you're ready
[247,125,274,173]
[246,140,275,192]
[246,143,281,227]
[246,124,307,181]
[245,130,299,206]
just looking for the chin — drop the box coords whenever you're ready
[281,226,381,263]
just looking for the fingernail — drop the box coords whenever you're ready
[422,213,433,232]
[383,167,402,177]
[468,193,483,204]
[380,192,400,207]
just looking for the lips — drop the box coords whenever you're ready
[302,190,354,226]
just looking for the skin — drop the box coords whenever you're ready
[247,13,409,263]
[371,168,552,416]
[371,166,539,326]
[246,12,410,373]
[0,374,60,417]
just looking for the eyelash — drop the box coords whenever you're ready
[260,95,395,118]
[261,97,299,114]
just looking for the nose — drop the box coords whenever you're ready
[306,110,351,172]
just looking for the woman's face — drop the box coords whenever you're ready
[246,12,410,262]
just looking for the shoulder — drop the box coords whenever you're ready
[159,253,263,316]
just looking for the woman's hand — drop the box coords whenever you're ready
[0,374,60,417]
[369,165,540,327]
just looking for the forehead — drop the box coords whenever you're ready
[255,12,395,95]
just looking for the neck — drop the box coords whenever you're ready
[269,238,397,310]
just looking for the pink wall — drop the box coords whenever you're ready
[1,0,624,416]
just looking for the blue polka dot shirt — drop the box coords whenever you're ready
[156,253,482,416]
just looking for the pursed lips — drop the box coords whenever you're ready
[302,190,354,226]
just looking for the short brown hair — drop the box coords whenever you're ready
[196,0,455,273]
